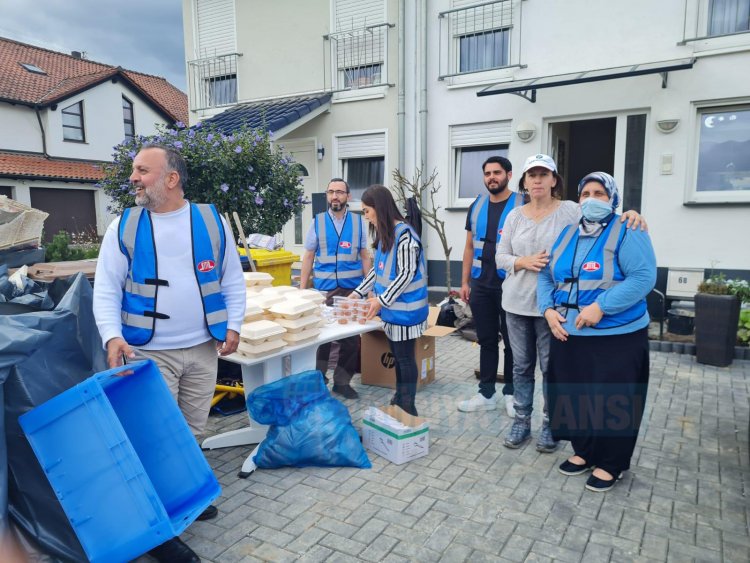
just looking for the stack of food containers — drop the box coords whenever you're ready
[332,296,370,324]
[243,272,274,295]
[237,320,286,358]
[270,299,322,345]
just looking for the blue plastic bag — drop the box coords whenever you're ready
[247,370,371,469]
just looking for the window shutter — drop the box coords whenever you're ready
[450,0,513,35]
[196,0,236,57]
[338,133,386,158]
[450,121,511,147]
[333,0,385,30]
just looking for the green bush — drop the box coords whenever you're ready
[46,231,85,262]
[98,122,307,236]
[738,310,750,346]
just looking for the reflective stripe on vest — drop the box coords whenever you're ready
[549,218,646,329]
[313,210,365,290]
[373,223,428,326]
[118,203,228,345]
[470,191,523,280]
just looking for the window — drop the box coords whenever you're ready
[19,62,46,75]
[450,121,512,203]
[459,28,510,73]
[336,132,386,200]
[342,64,383,89]
[343,157,385,200]
[456,145,509,199]
[708,0,750,36]
[62,101,85,142]
[439,0,518,79]
[694,106,750,199]
[207,74,237,106]
[122,96,135,141]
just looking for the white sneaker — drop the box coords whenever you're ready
[457,393,497,412]
[504,395,516,418]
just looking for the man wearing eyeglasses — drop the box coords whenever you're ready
[300,178,371,399]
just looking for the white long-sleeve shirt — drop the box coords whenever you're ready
[93,202,246,350]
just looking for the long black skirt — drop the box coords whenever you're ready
[548,328,649,476]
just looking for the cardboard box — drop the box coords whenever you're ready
[362,405,429,464]
[360,306,456,389]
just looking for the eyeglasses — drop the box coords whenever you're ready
[326,190,347,197]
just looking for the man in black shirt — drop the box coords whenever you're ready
[458,156,523,416]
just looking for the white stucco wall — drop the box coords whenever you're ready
[0,104,42,153]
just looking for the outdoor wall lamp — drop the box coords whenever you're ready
[655,118,680,134]
[515,122,537,142]
[317,144,325,160]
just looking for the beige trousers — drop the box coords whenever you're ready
[133,339,218,436]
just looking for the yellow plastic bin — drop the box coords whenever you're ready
[238,248,300,286]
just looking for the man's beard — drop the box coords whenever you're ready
[486,180,508,195]
[134,182,168,211]
[329,201,344,212]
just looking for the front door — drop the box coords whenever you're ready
[280,138,318,252]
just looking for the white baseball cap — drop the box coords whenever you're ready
[522,154,557,174]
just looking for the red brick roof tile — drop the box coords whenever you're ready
[0,37,187,124]
[0,151,104,182]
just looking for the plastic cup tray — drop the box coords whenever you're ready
[18,360,220,563]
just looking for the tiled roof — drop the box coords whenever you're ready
[205,94,332,134]
[0,36,187,124]
[0,151,104,182]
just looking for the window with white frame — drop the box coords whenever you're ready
[451,121,511,202]
[440,0,517,78]
[62,101,85,142]
[692,105,750,202]
[708,0,750,36]
[336,132,386,200]
[330,0,388,91]
[207,74,237,106]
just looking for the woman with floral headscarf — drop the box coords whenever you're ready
[538,172,656,492]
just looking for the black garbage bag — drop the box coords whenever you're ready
[1,272,106,561]
[436,297,458,328]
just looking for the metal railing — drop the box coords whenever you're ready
[438,0,523,79]
[187,53,242,111]
[324,22,394,92]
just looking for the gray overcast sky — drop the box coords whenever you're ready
[0,0,187,91]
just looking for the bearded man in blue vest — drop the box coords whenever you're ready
[457,156,524,417]
[94,145,245,562]
[300,178,372,399]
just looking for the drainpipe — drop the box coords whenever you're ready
[397,0,405,174]
[34,105,49,158]
[418,0,427,170]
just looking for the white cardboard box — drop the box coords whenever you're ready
[362,405,429,465]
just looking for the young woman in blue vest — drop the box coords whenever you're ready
[496,155,645,454]
[350,185,429,416]
[538,172,656,492]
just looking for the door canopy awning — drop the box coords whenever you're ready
[477,57,696,102]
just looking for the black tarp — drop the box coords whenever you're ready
[0,267,105,561]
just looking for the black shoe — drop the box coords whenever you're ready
[147,537,200,562]
[332,384,359,399]
[585,472,623,492]
[196,504,218,521]
[558,459,594,476]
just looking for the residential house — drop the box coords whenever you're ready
[0,37,188,240]
[182,0,750,292]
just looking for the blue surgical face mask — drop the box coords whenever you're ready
[580,198,613,222]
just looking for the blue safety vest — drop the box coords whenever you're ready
[469,192,523,280]
[373,223,428,326]
[117,203,228,345]
[548,217,647,329]
[313,210,365,290]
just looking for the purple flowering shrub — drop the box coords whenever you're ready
[99,122,307,236]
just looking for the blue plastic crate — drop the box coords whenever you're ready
[19,360,221,563]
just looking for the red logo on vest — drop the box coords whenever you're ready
[339,241,352,249]
[378,261,384,270]
[582,261,601,272]
[197,260,216,273]
[498,229,503,236]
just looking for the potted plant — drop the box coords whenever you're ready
[694,274,744,367]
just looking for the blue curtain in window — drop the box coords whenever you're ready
[709,0,750,35]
